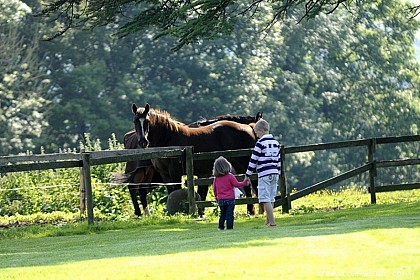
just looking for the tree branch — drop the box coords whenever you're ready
[408,5,420,19]
[32,0,420,50]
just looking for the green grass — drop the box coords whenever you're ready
[289,186,420,213]
[0,200,419,279]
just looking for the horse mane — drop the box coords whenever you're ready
[149,108,185,133]
[146,105,261,129]
[149,108,171,120]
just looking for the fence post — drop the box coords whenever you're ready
[279,144,288,213]
[79,149,86,213]
[185,146,196,216]
[82,152,94,224]
[368,138,377,204]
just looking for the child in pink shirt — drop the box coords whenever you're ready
[212,156,250,230]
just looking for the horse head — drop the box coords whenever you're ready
[255,112,263,122]
[132,103,150,148]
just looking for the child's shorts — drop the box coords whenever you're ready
[257,174,279,203]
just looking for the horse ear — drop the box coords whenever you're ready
[132,103,138,114]
[145,103,150,114]
[256,112,263,121]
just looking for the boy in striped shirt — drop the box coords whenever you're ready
[245,119,280,227]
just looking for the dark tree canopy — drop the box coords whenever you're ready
[35,0,420,50]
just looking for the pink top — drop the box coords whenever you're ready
[213,173,249,200]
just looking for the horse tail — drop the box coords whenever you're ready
[110,172,132,184]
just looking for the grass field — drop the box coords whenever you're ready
[0,197,419,279]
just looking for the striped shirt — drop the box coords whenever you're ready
[246,134,280,178]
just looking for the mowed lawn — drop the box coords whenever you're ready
[0,202,419,280]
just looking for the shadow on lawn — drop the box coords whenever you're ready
[0,202,419,269]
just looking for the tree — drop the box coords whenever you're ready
[36,27,148,151]
[0,0,50,155]
[271,0,420,188]
[33,0,420,51]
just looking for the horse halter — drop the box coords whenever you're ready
[132,103,150,148]
[251,125,259,140]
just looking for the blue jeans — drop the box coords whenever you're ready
[218,199,235,230]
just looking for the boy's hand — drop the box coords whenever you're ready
[245,176,251,186]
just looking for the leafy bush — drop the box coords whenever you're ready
[0,134,133,219]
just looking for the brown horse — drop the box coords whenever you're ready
[132,103,260,215]
[188,112,263,128]
[124,130,163,216]
[111,129,163,217]
[116,111,263,217]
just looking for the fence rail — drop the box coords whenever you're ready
[1,135,419,224]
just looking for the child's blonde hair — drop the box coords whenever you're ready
[212,156,232,177]
[254,119,270,133]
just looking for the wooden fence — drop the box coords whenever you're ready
[1,135,419,224]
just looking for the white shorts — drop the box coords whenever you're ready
[257,174,279,203]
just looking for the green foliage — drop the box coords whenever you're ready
[91,183,131,220]
[147,185,168,214]
[0,1,50,155]
[0,134,130,219]
[0,169,80,215]
[33,0,420,51]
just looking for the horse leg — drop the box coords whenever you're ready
[166,159,183,194]
[134,167,153,217]
[139,188,150,216]
[129,167,154,218]
[250,180,264,214]
[242,185,255,216]
[242,178,261,216]
[230,159,259,215]
[128,186,142,217]
[197,185,209,217]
